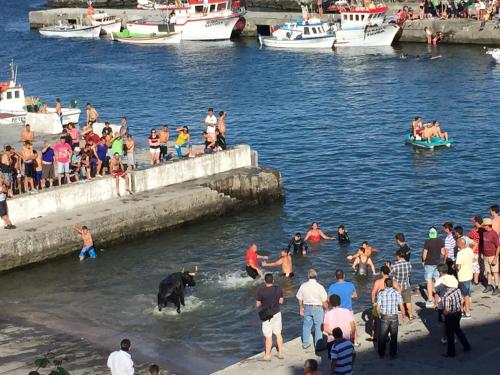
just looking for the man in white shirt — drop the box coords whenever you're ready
[204,108,217,142]
[455,238,474,318]
[296,269,328,350]
[107,338,134,375]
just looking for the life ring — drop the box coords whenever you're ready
[0,83,9,92]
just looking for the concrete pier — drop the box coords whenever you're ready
[0,145,285,272]
[28,7,500,45]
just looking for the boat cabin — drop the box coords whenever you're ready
[340,6,388,29]
[273,18,330,40]
[0,64,26,115]
[137,0,240,15]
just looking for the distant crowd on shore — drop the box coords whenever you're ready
[0,105,229,229]
[392,0,500,28]
[244,204,499,374]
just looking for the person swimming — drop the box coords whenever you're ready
[352,247,376,276]
[337,225,350,245]
[262,249,294,278]
[287,232,308,255]
[245,243,268,279]
[304,222,334,242]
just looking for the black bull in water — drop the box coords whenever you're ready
[157,268,197,313]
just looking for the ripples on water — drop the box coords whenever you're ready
[0,0,499,372]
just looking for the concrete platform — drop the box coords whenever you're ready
[214,284,500,374]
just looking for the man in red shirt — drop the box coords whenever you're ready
[245,243,268,279]
[481,218,500,295]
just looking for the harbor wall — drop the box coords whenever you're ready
[7,145,254,224]
[0,165,284,272]
[28,7,500,45]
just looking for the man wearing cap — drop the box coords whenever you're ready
[481,218,500,295]
[422,227,446,308]
[440,274,471,357]
[296,269,328,350]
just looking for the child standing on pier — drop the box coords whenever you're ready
[70,224,96,261]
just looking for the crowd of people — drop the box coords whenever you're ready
[0,106,229,230]
[248,203,499,373]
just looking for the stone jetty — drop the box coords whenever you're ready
[0,145,285,272]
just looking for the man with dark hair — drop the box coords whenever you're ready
[390,250,413,319]
[443,222,456,261]
[422,227,446,308]
[323,294,355,358]
[256,273,284,360]
[303,358,320,375]
[262,248,294,277]
[107,338,134,375]
[466,216,483,285]
[394,232,411,261]
[376,279,405,359]
[330,327,356,375]
[327,270,357,311]
[147,364,160,375]
[288,232,308,255]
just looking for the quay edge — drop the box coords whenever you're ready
[0,146,285,273]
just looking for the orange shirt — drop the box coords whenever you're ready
[246,248,258,267]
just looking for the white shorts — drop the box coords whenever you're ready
[150,148,160,154]
[57,162,70,174]
[262,311,282,337]
[472,255,480,274]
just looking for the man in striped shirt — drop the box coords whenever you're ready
[376,279,405,359]
[443,222,456,261]
[330,327,355,375]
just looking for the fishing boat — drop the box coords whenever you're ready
[331,2,400,47]
[132,0,244,41]
[485,48,500,62]
[90,13,122,36]
[39,22,102,39]
[404,134,455,150]
[0,61,80,128]
[112,29,181,44]
[258,17,335,49]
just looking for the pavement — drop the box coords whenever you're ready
[214,284,500,375]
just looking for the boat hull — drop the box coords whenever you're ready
[127,15,241,41]
[92,19,122,35]
[404,134,455,149]
[260,35,335,49]
[113,32,181,44]
[39,25,102,39]
[25,109,81,134]
[334,24,399,47]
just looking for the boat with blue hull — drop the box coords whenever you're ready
[404,134,455,149]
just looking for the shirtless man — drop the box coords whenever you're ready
[0,175,15,229]
[86,102,99,125]
[125,135,136,171]
[262,249,294,278]
[431,121,448,140]
[20,124,35,143]
[348,241,379,261]
[109,152,133,196]
[369,265,401,340]
[159,124,170,162]
[70,224,96,261]
[217,111,227,136]
[490,204,500,236]
[351,247,376,275]
[39,102,48,114]
[21,141,37,193]
[422,121,434,142]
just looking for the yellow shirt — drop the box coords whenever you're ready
[175,132,188,145]
[456,247,474,282]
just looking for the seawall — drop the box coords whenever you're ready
[0,146,285,272]
[28,7,500,45]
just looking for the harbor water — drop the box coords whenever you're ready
[1,0,500,373]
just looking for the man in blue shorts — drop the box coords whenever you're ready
[422,227,446,308]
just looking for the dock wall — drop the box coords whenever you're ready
[8,145,254,224]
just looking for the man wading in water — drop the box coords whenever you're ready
[262,249,294,277]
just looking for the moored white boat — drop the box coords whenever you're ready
[90,13,122,35]
[486,48,500,62]
[0,61,81,129]
[132,0,244,41]
[332,3,400,47]
[259,18,335,49]
[39,23,102,39]
[112,30,181,44]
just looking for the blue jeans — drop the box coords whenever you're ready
[302,305,324,349]
[175,141,192,158]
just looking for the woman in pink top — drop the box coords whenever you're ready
[323,294,356,358]
[69,123,80,150]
